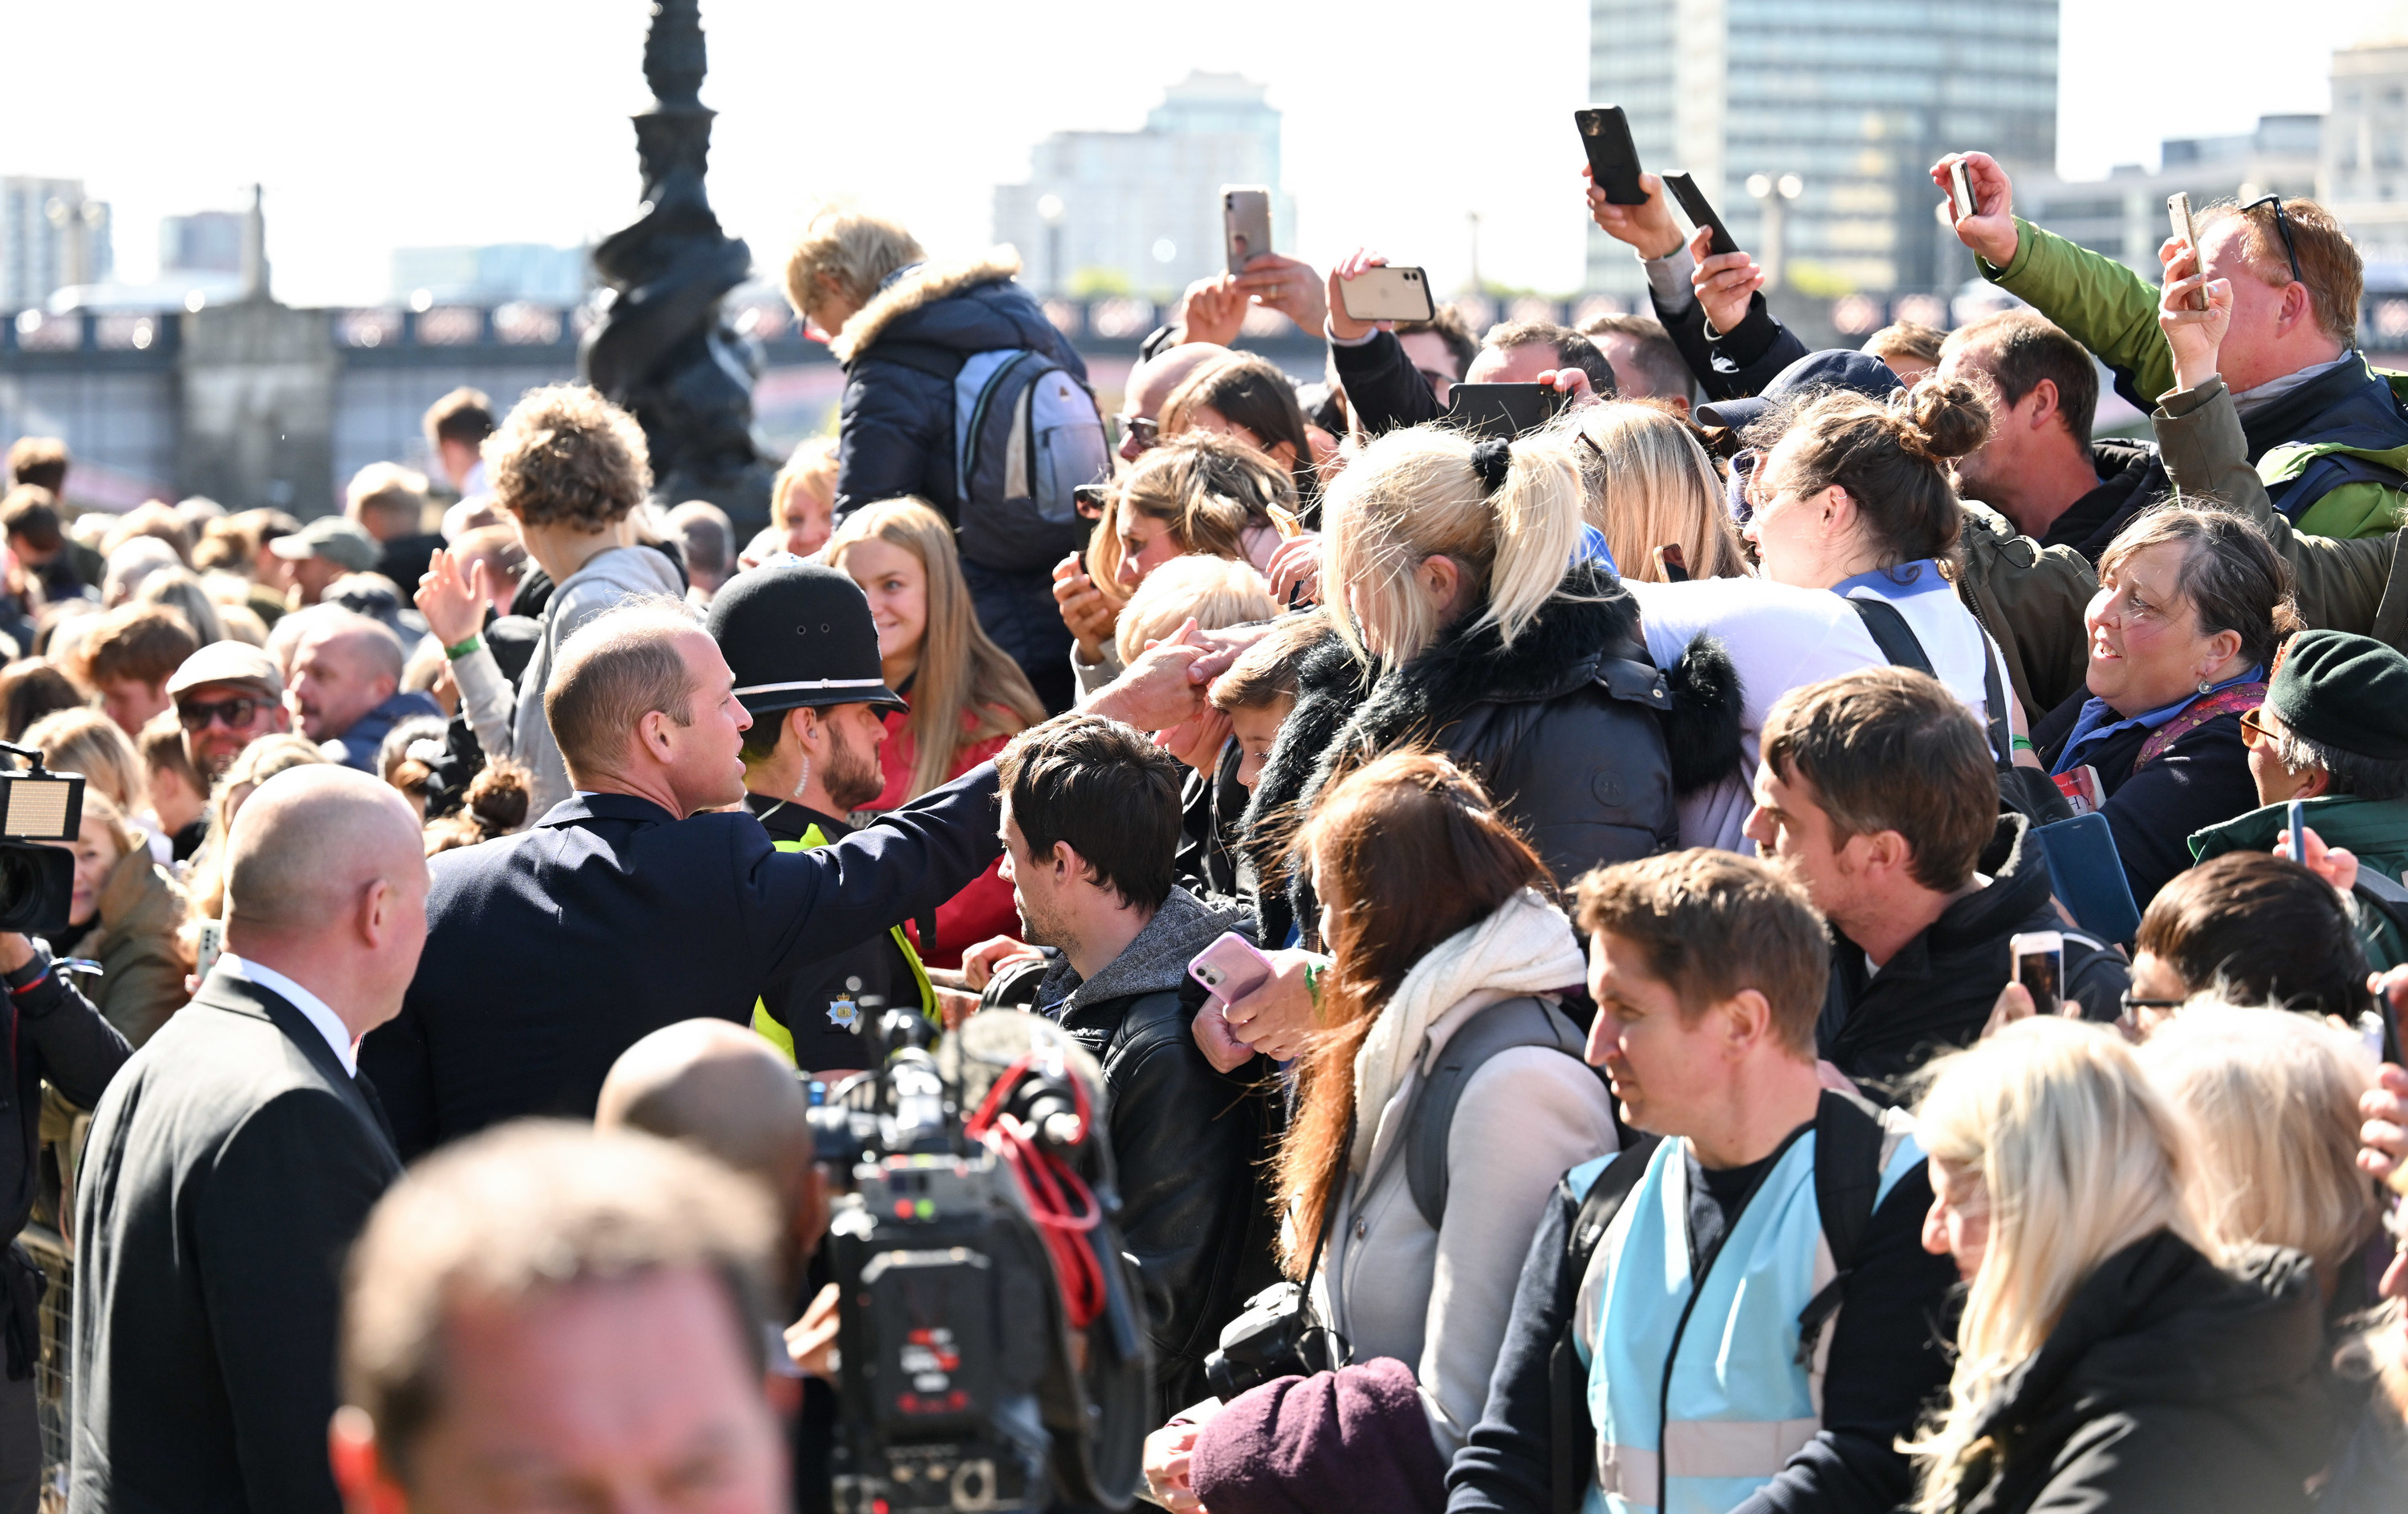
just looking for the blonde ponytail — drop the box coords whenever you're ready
[1320,426,1584,665]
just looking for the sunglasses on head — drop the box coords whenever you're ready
[177,695,270,732]
[2237,195,2304,287]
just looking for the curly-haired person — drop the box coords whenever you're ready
[413,385,687,818]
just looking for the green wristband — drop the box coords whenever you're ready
[1302,958,1324,1014]
[2011,735,2035,753]
[444,633,484,661]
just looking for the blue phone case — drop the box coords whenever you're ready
[2031,811,2142,946]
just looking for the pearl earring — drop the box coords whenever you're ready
[2196,679,2212,695]
[791,755,812,800]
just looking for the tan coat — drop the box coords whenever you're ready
[77,841,193,1048]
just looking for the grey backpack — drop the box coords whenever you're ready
[1404,996,1592,1230]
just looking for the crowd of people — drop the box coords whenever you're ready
[0,132,2402,1514]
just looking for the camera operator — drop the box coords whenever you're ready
[0,928,127,1513]
[597,1019,836,1514]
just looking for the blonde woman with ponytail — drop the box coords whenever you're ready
[1906,1018,2331,1514]
[1228,421,1742,996]
[826,498,1044,966]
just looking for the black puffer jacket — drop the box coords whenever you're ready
[828,251,1088,530]
[1819,814,2129,1101]
[1247,563,1743,946]
[1031,889,1281,1426]
[1938,1234,2330,1514]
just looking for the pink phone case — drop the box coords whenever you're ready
[1188,931,1273,1004]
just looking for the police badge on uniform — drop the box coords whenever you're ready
[828,995,860,1030]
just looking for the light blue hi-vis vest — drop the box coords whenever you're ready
[1572,1118,1922,1513]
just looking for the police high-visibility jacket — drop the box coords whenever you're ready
[747,807,938,1066]
[1576,1109,1922,1514]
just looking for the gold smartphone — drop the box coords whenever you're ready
[2167,193,2207,311]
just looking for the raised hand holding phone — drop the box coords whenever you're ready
[1584,166,1686,259]
[1930,152,2019,267]
[1324,247,1394,342]
[2156,232,2232,392]
[1690,227,1766,335]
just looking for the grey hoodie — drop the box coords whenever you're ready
[451,543,689,822]
[1034,887,1252,1019]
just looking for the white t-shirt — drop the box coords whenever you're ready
[1626,573,2005,853]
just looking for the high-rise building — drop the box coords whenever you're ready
[2323,26,2408,263]
[1585,0,2056,297]
[160,210,246,275]
[1,177,113,310]
[994,72,1293,301]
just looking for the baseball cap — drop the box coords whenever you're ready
[268,515,380,572]
[1694,349,1906,433]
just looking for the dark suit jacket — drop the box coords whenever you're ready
[363,763,1003,1159]
[69,970,401,1514]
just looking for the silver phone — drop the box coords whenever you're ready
[1222,185,1271,275]
[195,918,226,983]
[1336,266,1437,323]
[2167,193,2207,311]
[1947,159,1975,222]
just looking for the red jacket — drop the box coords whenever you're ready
[866,702,1016,967]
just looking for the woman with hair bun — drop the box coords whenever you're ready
[1905,1017,2331,1513]
[1741,378,2016,740]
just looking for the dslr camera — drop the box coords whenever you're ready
[0,745,85,935]
[812,1004,1149,1512]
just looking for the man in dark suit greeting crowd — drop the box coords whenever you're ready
[363,596,1005,1158]
[68,766,426,1514]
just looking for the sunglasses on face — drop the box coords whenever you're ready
[177,696,270,732]
[1114,414,1161,452]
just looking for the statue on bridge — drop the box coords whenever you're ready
[582,0,775,535]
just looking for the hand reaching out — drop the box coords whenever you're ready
[416,548,488,649]
[1690,227,1763,336]
[1931,151,2019,268]
[1176,275,1249,348]
[2157,235,2232,394]
[1584,168,1686,260]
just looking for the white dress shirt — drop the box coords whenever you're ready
[218,954,356,1076]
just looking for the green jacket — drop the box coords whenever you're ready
[2150,376,2408,651]
[1984,216,2407,539]
[2189,794,2408,970]
[1957,499,2097,719]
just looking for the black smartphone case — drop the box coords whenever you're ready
[1576,106,1648,206]
[1664,172,1740,258]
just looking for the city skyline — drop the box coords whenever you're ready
[2,0,2399,308]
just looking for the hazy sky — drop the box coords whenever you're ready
[5,0,2398,306]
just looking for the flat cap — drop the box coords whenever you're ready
[268,515,380,572]
[165,640,284,700]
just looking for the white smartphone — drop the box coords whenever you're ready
[1947,159,1975,222]
[1222,185,1272,275]
[2009,930,2064,1018]
[195,918,226,983]
[1337,266,1437,323]
[2167,192,2207,311]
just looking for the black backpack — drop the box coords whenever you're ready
[1847,597,2074,827]
[1544,1091,1889,1514]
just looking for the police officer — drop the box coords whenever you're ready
[708,562,938,1072]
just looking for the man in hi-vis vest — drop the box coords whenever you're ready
[1447,850,1961,1514]
[708,560,938,1072]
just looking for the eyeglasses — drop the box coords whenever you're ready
[2119,989,2186,1018]
[177,695,270,732]
[2237,196,2305,288]
[1113,414,1160,453]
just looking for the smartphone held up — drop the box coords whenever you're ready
[1575,105,1648,206]
[2168,192,2208,311]
[1222,185,1272,275]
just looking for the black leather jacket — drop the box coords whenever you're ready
[1247,564,1743,946]
[1033,892,1281,1425]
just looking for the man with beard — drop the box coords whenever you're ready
[708,561,935,1072]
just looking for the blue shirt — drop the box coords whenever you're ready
[1832,559,1951,601]
[2052,666,2264,778]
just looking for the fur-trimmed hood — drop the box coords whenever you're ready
[1243,564,1744,942]
[831,249,1030,364]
